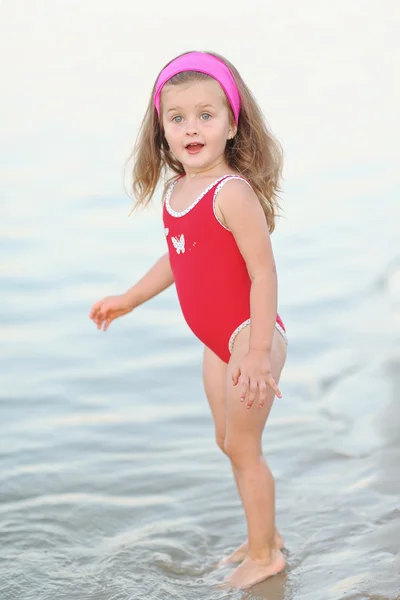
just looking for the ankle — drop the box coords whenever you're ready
[248,544,277,564]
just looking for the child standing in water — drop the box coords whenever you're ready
[89,51,288,590]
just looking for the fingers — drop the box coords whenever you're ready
[257,380,268,409]
[103,318,112,332]
[97,312,112,331]
[89,301,112,331]
[246,380,258,409]
[93,307,105,329]
[240,376,282,410]
[232,367,240,386]
[89,301,102,320]
[239,374,249,404]
[266,374,282,400]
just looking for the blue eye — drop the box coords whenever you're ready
[200,113,211,120]
[172,115,183,123]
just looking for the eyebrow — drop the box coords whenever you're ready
[166,103,215,114]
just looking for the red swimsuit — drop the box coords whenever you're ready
[163,175,287,363]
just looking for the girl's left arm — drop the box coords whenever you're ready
[217,179,281,406]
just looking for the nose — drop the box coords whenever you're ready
[185,118,199,136]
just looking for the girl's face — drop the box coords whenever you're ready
[161,79,236,174]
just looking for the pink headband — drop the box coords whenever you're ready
[154,51,241,125]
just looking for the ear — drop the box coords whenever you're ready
[227,125,237,140]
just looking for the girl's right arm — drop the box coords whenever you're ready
[89,252,174,331]
[125,252,174,307]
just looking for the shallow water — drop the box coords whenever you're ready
[1,1,400,599]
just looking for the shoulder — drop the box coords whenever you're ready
[214,175,268,235]
[163,175,182,202]
[215,175,260,211]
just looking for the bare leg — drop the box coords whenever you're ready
[218,459,284,565]
[218,525,284,566]
[202,343,285,570]
[222,326,287,589]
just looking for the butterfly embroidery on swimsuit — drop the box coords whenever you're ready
[171,234,185,254]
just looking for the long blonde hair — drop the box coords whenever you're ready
[129,51,283,232]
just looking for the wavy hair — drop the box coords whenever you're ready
[129,51,283,232]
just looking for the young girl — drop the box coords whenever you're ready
[89,50,288,590]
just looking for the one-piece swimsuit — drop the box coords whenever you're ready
[163,174,287,363]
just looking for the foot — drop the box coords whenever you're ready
[217,530,284,567]
[222,549,286,590]
[217,540,249,567]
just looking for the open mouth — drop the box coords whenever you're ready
[185,142,204,154]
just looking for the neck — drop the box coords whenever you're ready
[185,158,227,179]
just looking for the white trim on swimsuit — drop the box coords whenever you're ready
[165,175,227,217]
[229,319,288,354]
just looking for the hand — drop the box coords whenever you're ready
[232,349,282,409]
[89,294,134,331]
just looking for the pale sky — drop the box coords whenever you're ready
[1,0,399,225]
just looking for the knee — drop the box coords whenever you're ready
[223,439,240,465]
[215,434,227,455]
[224,438,260,469]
